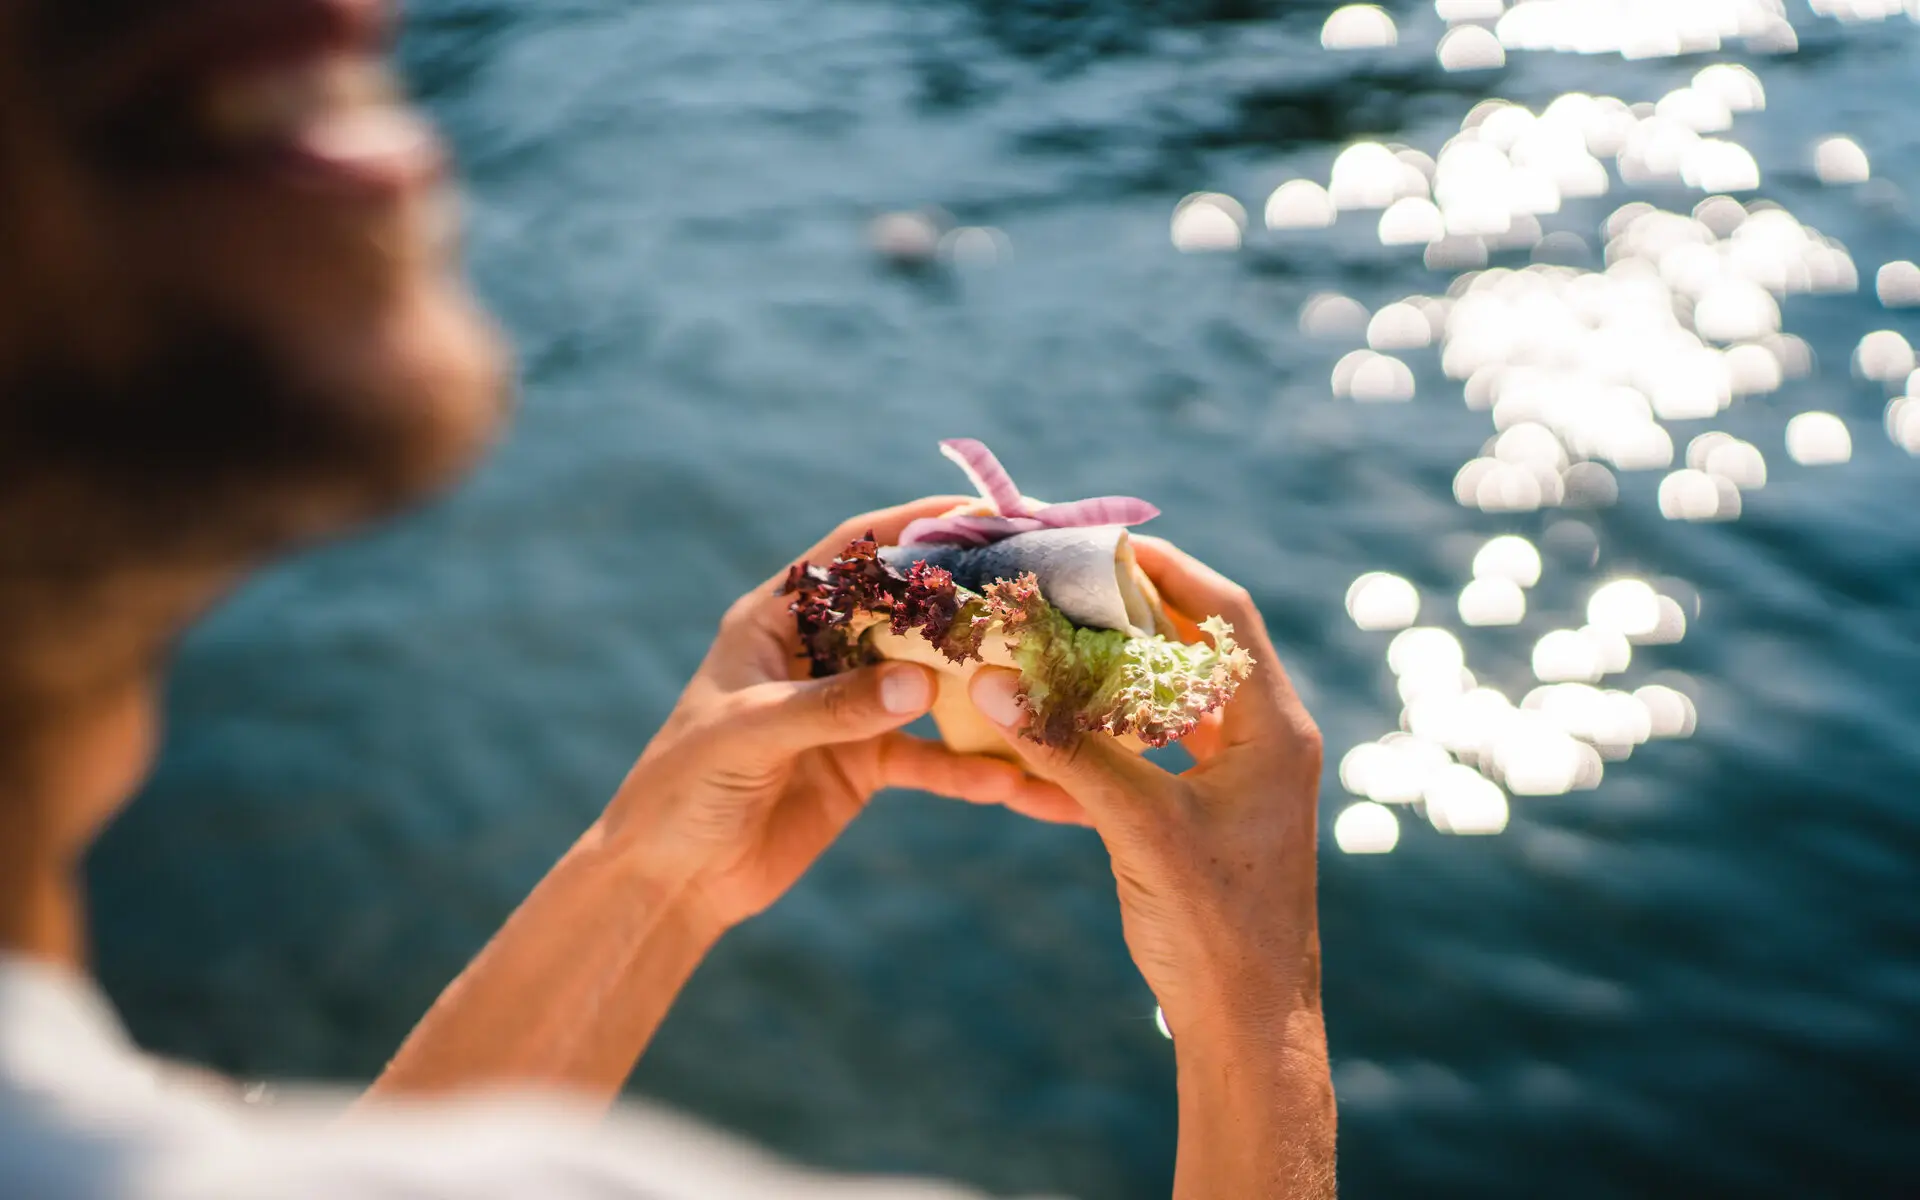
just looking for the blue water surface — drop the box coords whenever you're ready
[88,1,1920,1196]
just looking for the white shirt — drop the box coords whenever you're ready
[0,955,1040,1200]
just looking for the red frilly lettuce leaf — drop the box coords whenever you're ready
[782,534,989,678]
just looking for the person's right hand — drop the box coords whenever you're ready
[966,536,1325,1038]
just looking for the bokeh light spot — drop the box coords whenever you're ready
[1322,4,1399,49]
[1347,573,1422,631]
[1460,578,1528,626]
[1785,412,1852,465]
[1171,193,1246,252]
[1335,802,1403,854]
[1814,136,1871,185]
[1267,180,1339,230]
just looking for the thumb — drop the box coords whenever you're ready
[966,668,1175,835]
[736,662,937,754]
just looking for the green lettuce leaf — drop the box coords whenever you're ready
[980,574,1253,749]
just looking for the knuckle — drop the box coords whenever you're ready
[721,592,765,635]
[660,708,735,767]
[1159,790,1210,841]
[1214,583,1263,628]
[712,688,770,730]
[1234,601,1269,635]
[1293,715,1326,768]
[816,676,869,725]
[1249,628,1284,664]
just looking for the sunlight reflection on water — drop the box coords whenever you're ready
[1167,0,1918,853]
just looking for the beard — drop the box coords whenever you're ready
[0,307,509,584]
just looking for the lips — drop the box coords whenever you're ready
[195,53,440,190]
[70,0,442,196]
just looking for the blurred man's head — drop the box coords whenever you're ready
[0,0,508,617]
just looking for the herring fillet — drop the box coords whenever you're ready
[880,526,1160,636]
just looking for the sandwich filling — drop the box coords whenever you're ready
[783,437,1254,751]
[783,536,1252,749]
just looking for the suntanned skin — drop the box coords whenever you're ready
[971,536,1336,1200]
[0,0,1335,1195]
[364,495,1090,1104]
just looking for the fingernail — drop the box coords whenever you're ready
[970,670,1024,728]
[881,666,933,715]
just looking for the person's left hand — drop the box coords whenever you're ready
[597,496,1089,938]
